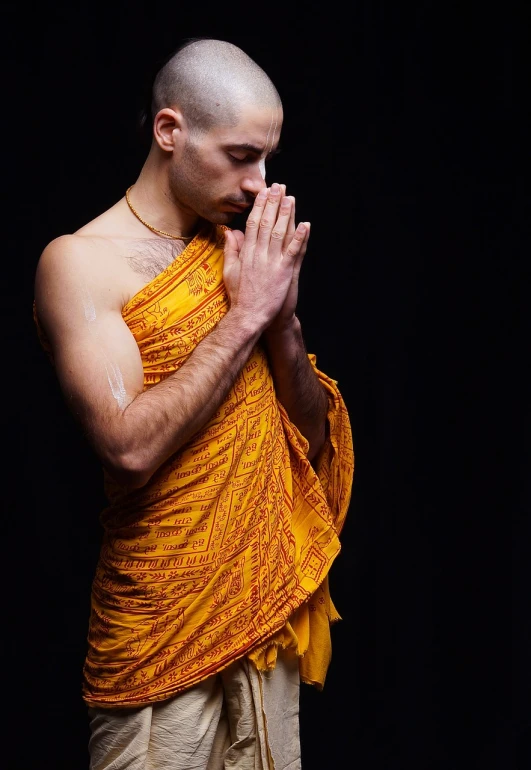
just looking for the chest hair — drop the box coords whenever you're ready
[125,238,188,281]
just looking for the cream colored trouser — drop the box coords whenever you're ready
[87,647,301,770]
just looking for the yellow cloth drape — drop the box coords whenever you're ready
[33,223,354,707]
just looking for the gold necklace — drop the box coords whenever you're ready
[125,186,194,241]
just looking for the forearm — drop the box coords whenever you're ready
[103,309,260,488]
[263,317,328,461]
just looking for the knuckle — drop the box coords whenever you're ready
[271,230,284,240]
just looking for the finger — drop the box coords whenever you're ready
[284,222,310,262]
[232,230,245,250]
[277,183,294,252]
[222,229,240,270]
[282,196,296,252]
[223,228,246,271]
[243,187,269,248]
[256,183,283,249]
[223,228,240,254]
[269,195,295,256]
[292,222,310,274]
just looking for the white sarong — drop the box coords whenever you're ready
[88,647,301,770]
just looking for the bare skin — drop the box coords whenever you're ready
[34,102,328,490]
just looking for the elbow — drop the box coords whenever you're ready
[102,447,155,491]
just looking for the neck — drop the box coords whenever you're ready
[129,154,199,239]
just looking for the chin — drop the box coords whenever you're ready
[219,211,238,224]
[207,211,240,227]
[201,207,246,229]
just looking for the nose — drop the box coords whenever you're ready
[241,162,267,197]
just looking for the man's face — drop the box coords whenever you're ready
[168,104,283,225]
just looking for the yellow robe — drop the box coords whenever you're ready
[33,223,354,707]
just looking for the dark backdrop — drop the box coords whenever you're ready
[4,3,529,769]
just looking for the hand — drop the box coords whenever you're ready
[266,184,310,333]
[223,183,310,334]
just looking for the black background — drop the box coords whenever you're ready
[3,2,530,769]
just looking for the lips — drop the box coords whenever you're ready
[225,202,250,212]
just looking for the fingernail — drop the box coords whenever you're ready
[270,183,280,195]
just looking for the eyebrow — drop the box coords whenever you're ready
[227,143,282,157]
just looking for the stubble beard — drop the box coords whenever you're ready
[168,142,232,226]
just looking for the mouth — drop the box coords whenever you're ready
[223,201,252,213]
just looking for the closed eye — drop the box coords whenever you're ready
[229,154,254,164]
[227,146,282,164]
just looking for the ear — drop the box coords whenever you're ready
[153,108,186,153]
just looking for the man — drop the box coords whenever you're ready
[33,38,354,770]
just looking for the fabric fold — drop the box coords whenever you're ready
[33,223,354,707]
[249,358,354,688]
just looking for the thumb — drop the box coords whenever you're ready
[223,229,244,270]
[223,229,238,270]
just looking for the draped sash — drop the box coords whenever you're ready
[35,223,354,707]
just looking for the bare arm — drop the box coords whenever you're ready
[258,187,328,461]
[34,184,308,490]
[263,318,328,461]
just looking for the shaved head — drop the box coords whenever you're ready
[151,38,282,135]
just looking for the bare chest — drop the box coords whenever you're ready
[120,237,189,303]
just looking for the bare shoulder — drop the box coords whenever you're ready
[37,232,107,272]
[36,227,129,302]
[35,197,130,291]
